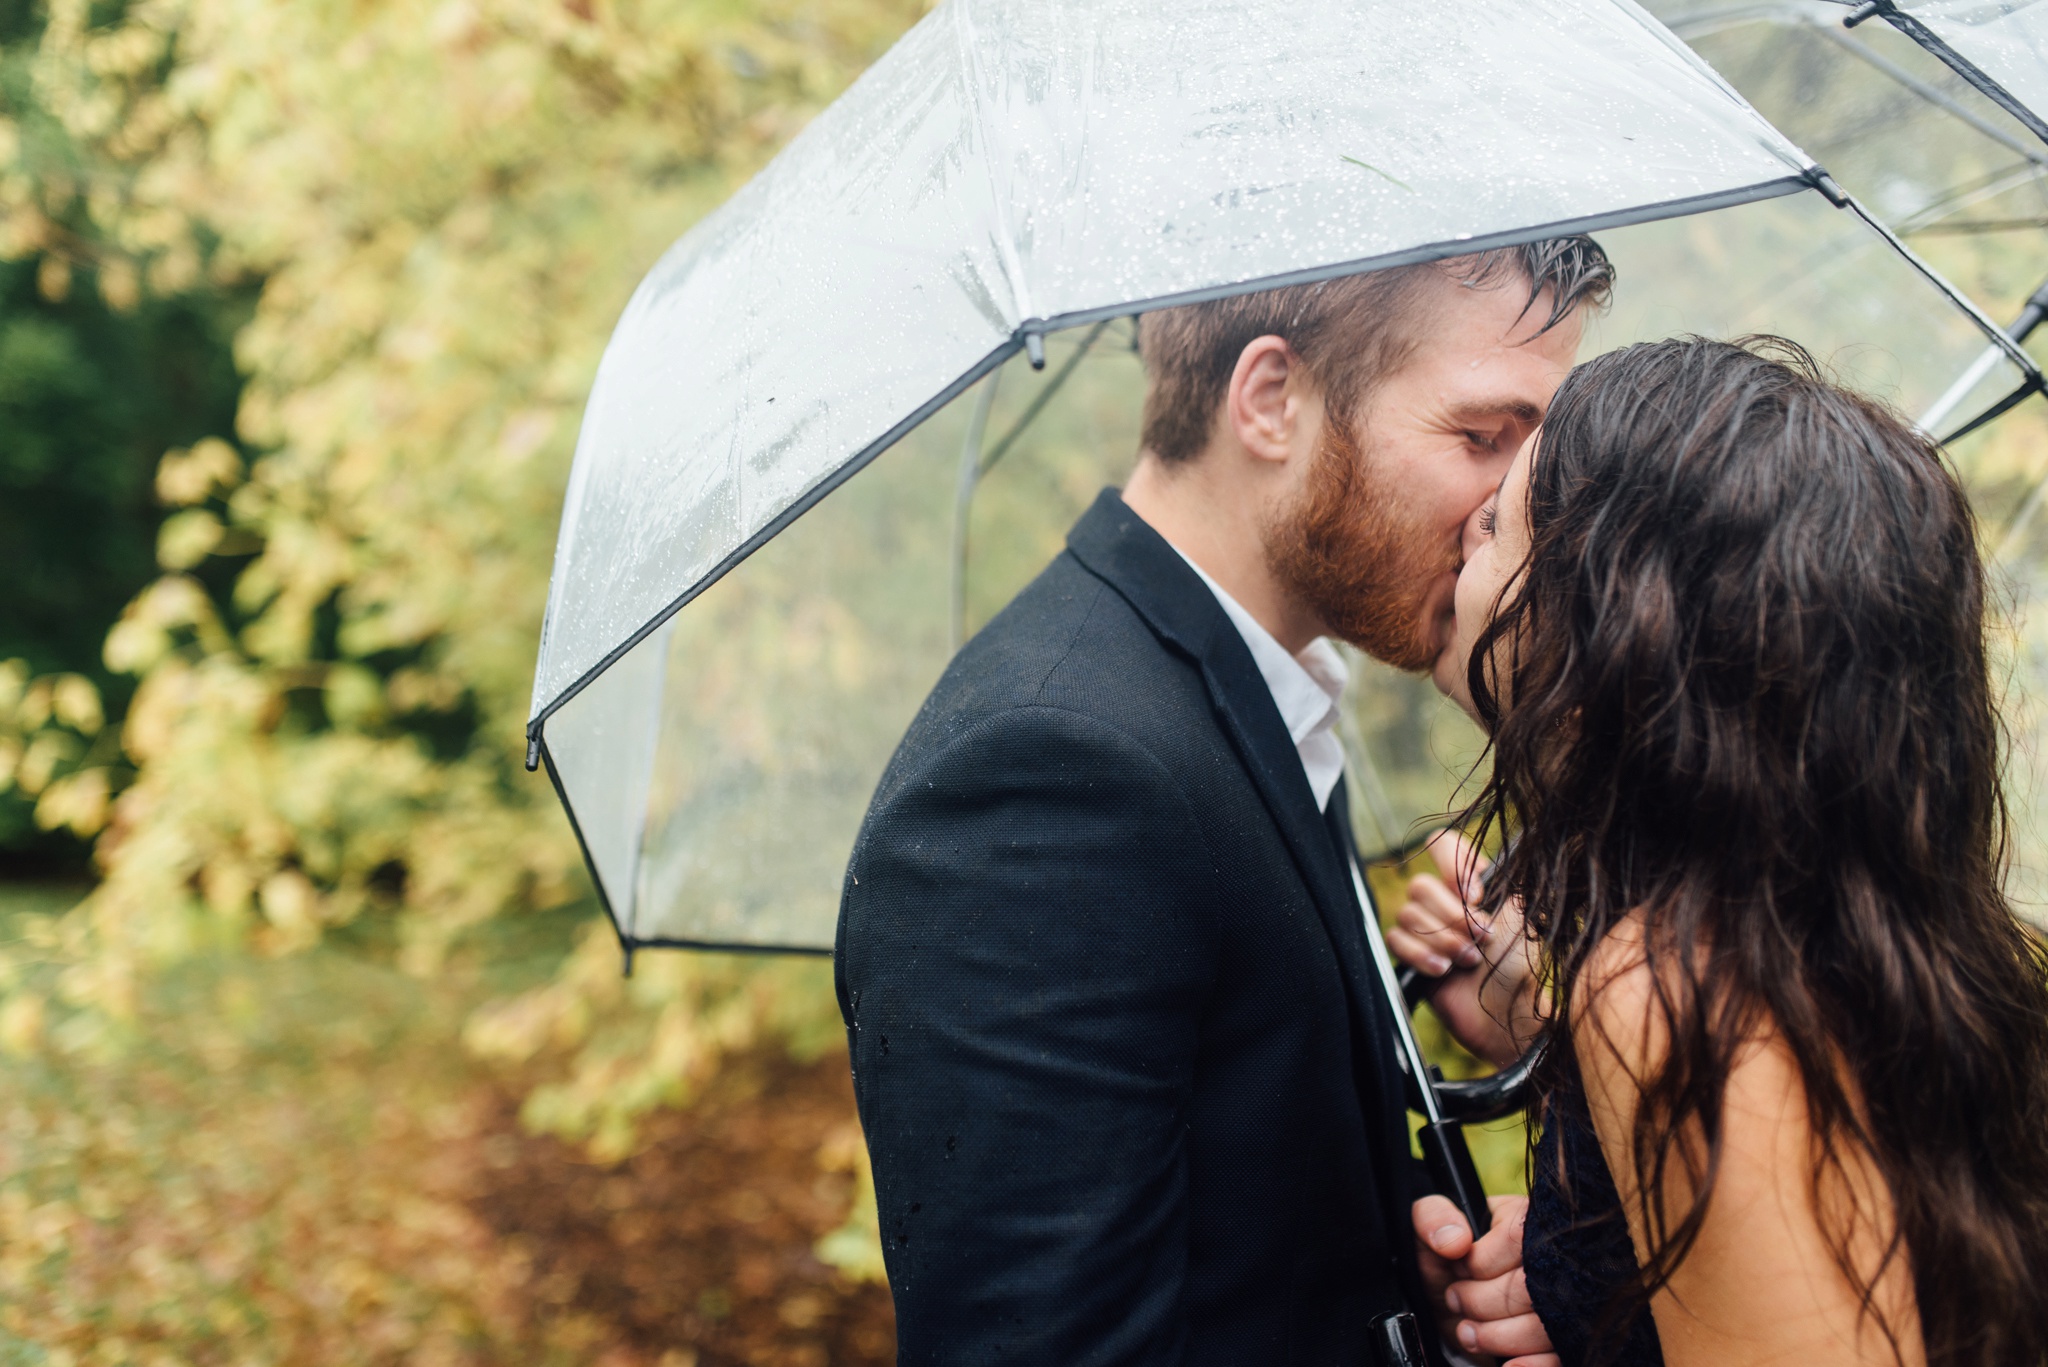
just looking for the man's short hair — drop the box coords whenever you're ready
[1136,238,1615,464]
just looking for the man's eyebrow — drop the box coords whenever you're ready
[1447,397,1542,425]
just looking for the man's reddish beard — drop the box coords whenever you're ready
[1263,417,1457,673]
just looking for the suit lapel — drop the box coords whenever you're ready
[1067,489,1436,1315]
[1064,491,1386,1047]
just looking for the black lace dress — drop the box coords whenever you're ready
[1522,1066,1665,1367]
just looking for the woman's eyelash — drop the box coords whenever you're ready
[1478,505,1497,537]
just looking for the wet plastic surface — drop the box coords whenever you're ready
[558,189,2022,948]
[1901,0,2048,129]
[532,0,1816,725]
[534,0,2046,948]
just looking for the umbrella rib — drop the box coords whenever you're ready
[1845,0,2048,150]
[980,319,1114,477]
[615,934,834,958]
[950,372,1003,656]
[526,337,1025,760]
[1896,162,2048,235]
[1016,179,1817,338]
[1822,172,2045,380]
[1912,215,2048,234]
[533,733,631,949]
[952,319,1113,652]
[1663,2,1835,43]
[1942,371,2045,447]
[1820,23,2048,168]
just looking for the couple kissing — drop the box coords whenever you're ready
[835,237,2048,1367]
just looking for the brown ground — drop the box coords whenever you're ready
[468,1052,896,1367]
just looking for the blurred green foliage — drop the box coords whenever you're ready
[0,881,662,1364]
[0,263,240,686]
[0,0,928,1032]
[0,2,248,872]
[0,0,932,1330]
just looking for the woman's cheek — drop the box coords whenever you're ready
[1454,549,1490,632]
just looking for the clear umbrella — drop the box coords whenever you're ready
[1828,0,2048,148]
[528,0,2036,957]
[1648,0,2048,917]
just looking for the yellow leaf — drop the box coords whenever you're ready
[51,675,104,733]
[258,870,323,951]
[0,993,46,1057]
[323,663,385,728]
[35,256,69,301]
[155,438,243,507]
[98,255,140,312]
[156,509,224,570]
[0,659,26,713]
[17,733,75,795]
[35,769,111,836]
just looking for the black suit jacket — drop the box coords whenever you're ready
[836,489,1430,1365]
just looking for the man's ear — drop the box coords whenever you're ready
[1226,335,1304,466]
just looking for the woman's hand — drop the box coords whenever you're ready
[1385,828,1541,1068]
[1413,1193,1559,1367]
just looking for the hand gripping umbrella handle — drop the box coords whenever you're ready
[1392,834,1547,1125]
[1397,962,1549,1123]
[1419,1066,1493,1240]
[1369,1310,1431,1367]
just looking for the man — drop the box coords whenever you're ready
[835,239,1612,1364]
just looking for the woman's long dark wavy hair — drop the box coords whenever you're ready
[1464,336,2048,1366]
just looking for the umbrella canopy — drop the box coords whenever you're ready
[1659,4,2048,269]
[1652,0,2048,916]
[530,0,2034,954]
[1658,2,2048,429]
[1826,0,2048,146]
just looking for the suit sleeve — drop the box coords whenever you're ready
[835,704,1221,1367]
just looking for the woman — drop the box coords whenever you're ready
[1396,337,2048,1367]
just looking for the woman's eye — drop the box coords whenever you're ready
[1478,504,1497,537]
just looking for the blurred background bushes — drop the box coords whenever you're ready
[0,0,927,1358]
[0,0,926,1072]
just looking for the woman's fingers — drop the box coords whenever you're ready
[1447,1267,1533,1321]
[1410,1194,1470,1324]
[1384,930,1456,978]
[1388,876,1485,975]
[1425,826,1490,901]
[1412,1193,1473,1263]
[1384,926,1449,978]
[1502,1356,1562,1367]
[1399,892,1485,960]
[1405,872,1476,932]
[1461,1195,1528,1282]
[1454,1310,1553,1359]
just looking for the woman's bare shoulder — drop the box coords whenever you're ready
[1568,913,1922,1367]
[1571,911,1664,1084]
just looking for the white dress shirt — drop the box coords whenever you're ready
[1172,550,1350,811]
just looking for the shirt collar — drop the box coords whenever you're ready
[1170,548,1349,810]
